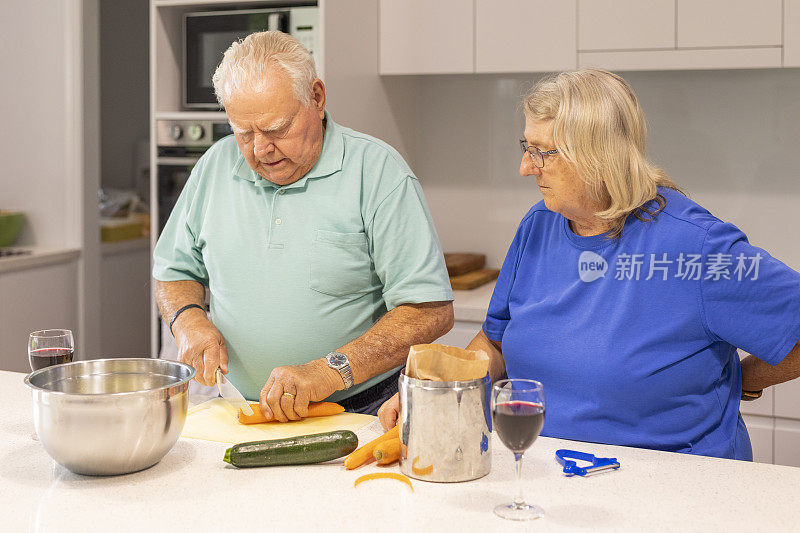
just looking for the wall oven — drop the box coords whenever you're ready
[184,5,319,109]
[156,119,233,232]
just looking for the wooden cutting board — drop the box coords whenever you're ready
[449,268,500,290]
[444,253,486,276]
[181,398,375,444]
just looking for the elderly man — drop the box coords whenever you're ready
[153,31,453,421]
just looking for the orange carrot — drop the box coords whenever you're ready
[373,438,401,465]
[237,402,344,425]
[344,425,400,470]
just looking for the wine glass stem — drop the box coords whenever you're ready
[514,452,525,507]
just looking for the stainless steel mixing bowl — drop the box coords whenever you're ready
[24,358,195,475]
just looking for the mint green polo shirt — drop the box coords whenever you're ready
[153,115,453,402]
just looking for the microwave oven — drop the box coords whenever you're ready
[183,6,319,109]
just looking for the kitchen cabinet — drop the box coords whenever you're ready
[379,0,473,75]
[0,260,79,373]
[575,0,785,71]
[380,0,797,75]
[100,240,151,358]
[677,0,782,48]
[578,0,675,51]
[774,418,800,467]
[786,0,800,67]
[475,0,576,73]
[742,414,774,464]
[738,386,774,417]
[774,378,800,420]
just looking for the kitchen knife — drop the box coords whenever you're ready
[216,368,254,416]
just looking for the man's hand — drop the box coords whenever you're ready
[173,309,228,387]
[260,359,343,422]
[378,392,400,431]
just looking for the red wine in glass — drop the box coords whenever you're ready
[493,401,545,453]
[28,329,75,372]
[29,347,74,371]
[492,379,546,521]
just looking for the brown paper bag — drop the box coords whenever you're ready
[405,343,489,381]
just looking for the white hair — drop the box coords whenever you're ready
[212,31,317,106]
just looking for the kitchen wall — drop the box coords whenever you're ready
[412,69,800,272]
[0,0,81,247]
[100,0,149,193]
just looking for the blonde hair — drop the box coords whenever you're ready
[523,68,681,238]
[212,31,317,106]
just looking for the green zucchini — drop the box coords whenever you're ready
[223,430,358,468]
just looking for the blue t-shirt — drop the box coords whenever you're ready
[483,188,800,460]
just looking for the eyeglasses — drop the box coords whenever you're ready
[519,139,559,169]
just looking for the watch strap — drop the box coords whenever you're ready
[741,389,763,401]
[327,351,354,389]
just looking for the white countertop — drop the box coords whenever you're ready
[2,369,799,532]
[452,281,495,322]
[0,246,80,273]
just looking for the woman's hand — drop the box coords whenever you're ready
[378,392,400,430]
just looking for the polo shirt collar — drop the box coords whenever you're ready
[232,111,344,189]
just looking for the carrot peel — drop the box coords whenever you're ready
[411,456,433,476]
[354,472,413,492]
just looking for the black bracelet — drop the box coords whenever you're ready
[169,304,205,335]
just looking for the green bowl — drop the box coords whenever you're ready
[0,211,26,247]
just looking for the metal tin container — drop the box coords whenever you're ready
[24,358,195,476]
[398,373,491,482]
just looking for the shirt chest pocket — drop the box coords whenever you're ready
[309,229,373,297]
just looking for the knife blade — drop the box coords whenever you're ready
[216,368,254,416]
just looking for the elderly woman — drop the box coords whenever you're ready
[380,68,800,460]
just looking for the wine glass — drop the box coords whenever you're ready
[491,378,545,521]
[28,329,74,372]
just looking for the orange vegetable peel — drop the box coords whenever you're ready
[354,472,414,492]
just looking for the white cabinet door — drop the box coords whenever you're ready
[475,0,576,73]
[0,262,79,373]
[100,245,151,358]
[774,418,800,467]
[742,414,774,464]
[677,0,782,48]
[739,387,774,417]
[774,378,800,420]
[578,0,675,51]
[786,0,800,67]
[379,0,474,74]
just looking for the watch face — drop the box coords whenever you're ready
[328,353,347,367]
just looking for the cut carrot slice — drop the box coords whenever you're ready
[237,402,344,424]
[354,472,414,492]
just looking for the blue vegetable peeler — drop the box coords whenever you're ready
[555,449,620,477]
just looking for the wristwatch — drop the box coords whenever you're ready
[325,351,354,389]
[741,389,763,401]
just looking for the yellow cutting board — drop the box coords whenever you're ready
[181,398,376,444]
